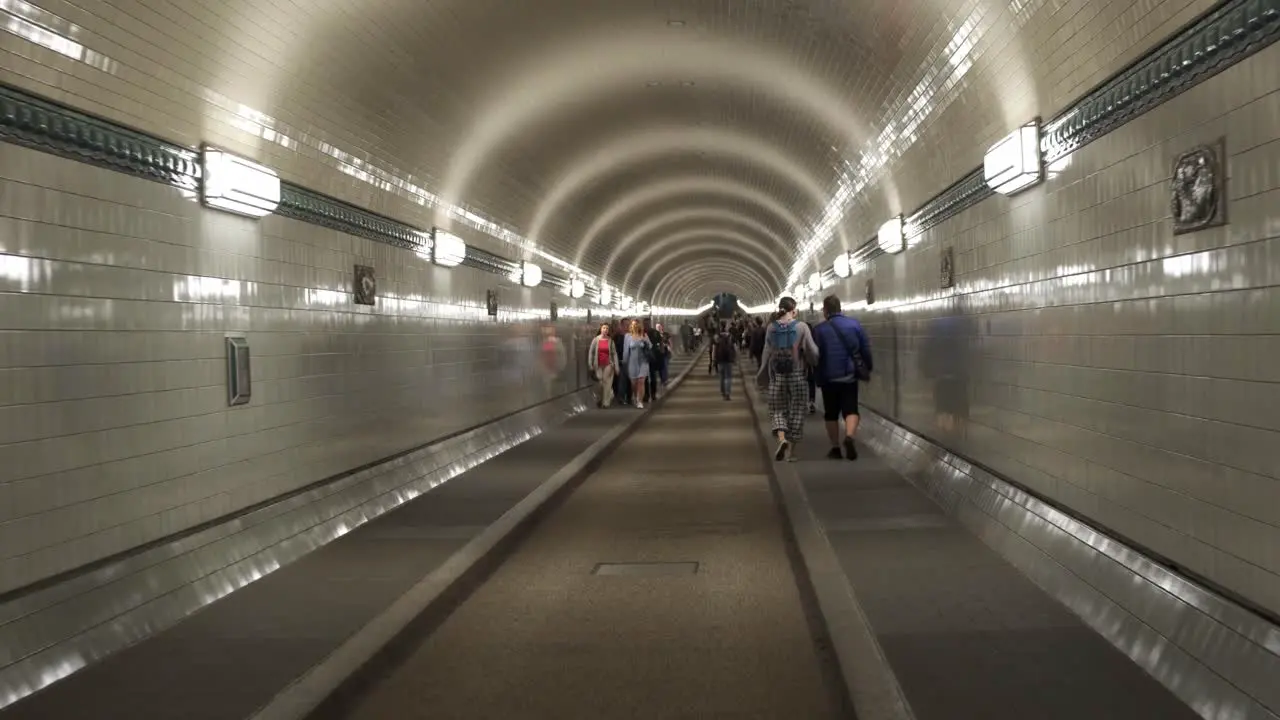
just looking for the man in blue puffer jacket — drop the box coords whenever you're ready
[812,295,873,460]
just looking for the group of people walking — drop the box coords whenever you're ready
[586,318,673,410]
[697,294,872,463]
[754,295,873,463]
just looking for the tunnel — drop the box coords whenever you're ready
[0,0,1277,718]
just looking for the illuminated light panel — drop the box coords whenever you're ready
[569,277,586,299]
[521,261,543,287]
[984,121,1043,195]
[599,285,613,305]
[878,216,904,254]
[431,229,466,267]
[808,272,822,291]
[200,148,280,218]
[832,251,851,278]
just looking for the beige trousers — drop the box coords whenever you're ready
[598,365,616,407]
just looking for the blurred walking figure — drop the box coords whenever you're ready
[714,323,736,400]
[587,322,619,408]
[539,324,566,398]
[623,319,653,410]
[655,322,672,386]
[749,317,767,369]
[756,298,819,461]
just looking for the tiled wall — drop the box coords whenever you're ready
[0,143,593,594]
[841,43,1280,617]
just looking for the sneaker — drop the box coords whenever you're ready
[637,402,645,410]
[843,436,858,461]
[809,403,817,415]
[826,447,843,460]
[774,439,790,461]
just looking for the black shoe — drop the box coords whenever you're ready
[843,436,858,461]
[774,439,791,461]
[826,447,843,460]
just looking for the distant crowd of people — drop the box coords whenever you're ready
[586,317,674,410]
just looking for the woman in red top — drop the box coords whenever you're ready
[587,323,619,408]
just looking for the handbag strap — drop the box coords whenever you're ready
[829,321,865,374]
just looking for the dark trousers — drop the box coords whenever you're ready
[615,365,631,404]
[719,362,734,398]
[806,369,816,404]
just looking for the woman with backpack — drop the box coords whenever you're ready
[623,319,653,410]
[756,297,819,461]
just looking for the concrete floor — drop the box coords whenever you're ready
[341,371,842,720]
[741,360,1203,720]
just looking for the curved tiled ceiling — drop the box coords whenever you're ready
[29,0,1216,308]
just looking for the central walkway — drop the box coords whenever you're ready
[332,363,843,720]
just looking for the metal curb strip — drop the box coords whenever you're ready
[248,348,708,720]
[737,363,916,720]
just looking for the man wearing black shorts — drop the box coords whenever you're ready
[811,295,873,460]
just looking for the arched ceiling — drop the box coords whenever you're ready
[156,0,1183,307]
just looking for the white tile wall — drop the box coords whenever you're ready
[841,43,1280,617]
[0,143,594,594]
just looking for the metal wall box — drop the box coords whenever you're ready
[226,337,251,406]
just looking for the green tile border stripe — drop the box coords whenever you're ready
[275,184,425,251]
[1042,0,1280,162]
[886,0,1279,254]
[0,84,200,189]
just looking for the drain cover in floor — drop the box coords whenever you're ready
[592,561,699,576]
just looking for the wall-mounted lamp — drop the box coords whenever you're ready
[520,261,543,287]
[808,272,823,292]
[568,277,586,299]
[430,228,466,267]
[599,285,613,305]
[878,216,904,254]
[201,148,280,218]
[984,120,1043,195]
[832,252,851,278]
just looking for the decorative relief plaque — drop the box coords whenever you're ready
[353,265,377,305]
[550,300,558,322]
[940,246,955,289]
[865,278,875,306]
[486,289,499,317]
[1171,138,1227,235]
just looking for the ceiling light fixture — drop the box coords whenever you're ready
[878,216,905,255]
[521,261,543,288]
[985,119,1043,195]
[200,147,280,218]
[430,228,466,267]
[832,252,851,278]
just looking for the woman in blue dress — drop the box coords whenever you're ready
[622,319,652,409]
